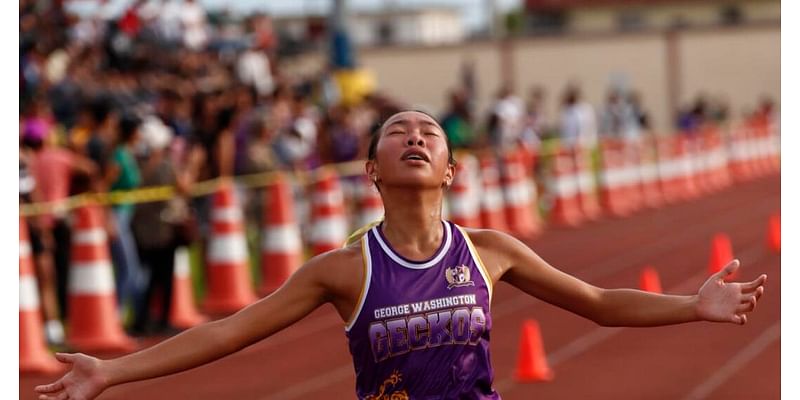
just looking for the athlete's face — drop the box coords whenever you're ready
[366,111,454,190]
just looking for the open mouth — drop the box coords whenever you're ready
[401,149,430,163]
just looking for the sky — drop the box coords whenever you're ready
[66,0,523,32]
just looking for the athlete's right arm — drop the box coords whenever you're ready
[35,248,354,400]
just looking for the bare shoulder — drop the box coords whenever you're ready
[461,228,530,280]
[462,228,528,255]
[302,241,366,302]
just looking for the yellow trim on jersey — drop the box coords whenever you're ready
[457,226,494,303]
[345,234,371,330]
[343,217,384,248]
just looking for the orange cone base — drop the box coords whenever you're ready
[513,320,554,383]
[170,284,208,329]
[259,253,301,295]
[203,265,256,315]
[20,313,63,374]
[67,295,135,353]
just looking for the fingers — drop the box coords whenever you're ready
[731,314,747,325]
[736,296,757,313]
[741,274,768,293]
[35,381,64,393]
[38,393,67,400]
[714,259,740,280]
[55,353,76,364]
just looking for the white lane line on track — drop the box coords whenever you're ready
[681,322,780,400]
[492,243,770,394]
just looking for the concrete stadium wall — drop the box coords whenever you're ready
[280,24,779,133]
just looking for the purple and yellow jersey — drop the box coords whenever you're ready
[345,220,499,399]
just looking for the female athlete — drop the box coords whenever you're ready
[36,110,767,400]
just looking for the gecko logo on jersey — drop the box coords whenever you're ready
[445,265,474,289]
[368,307,487,363]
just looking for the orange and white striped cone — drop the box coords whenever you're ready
[66,205,135,352]
[170,247,208,329]
[573,145,602,220]
[766,122,781,173]
[478,154,508,231]
[656,136,679,203]
[259,174,303,294]
[19,217,62,373]
[690,133,714,196]
[637,135,664,209]
[548,147,584,227]
[448,154,481,228]
[355,174,384,228]
[728,126,753,182]
[310,168,348,255]
[501,150,541,236]
[203,182,256,314]
[675,136,699,201]
[703,130,730,192]
[598,139,632,217]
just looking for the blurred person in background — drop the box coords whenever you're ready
[440,87,475,150]
[106,114,147,318]
[677,96,709,136]
[559,85,598,149]
[180,0,209,51]
[486,84,525,152]
[629,90,651,132]
[520,85,549,147]
[22,114,97,340]
[600,88,641,143]
[749,96,777,126]
[130,116,188,336]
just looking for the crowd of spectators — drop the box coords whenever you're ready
[19,0,777,343]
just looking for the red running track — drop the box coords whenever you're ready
[20,174,780,400]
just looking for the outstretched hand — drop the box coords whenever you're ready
[696,259,767,325]
[35,353,109,400]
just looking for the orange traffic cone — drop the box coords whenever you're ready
[448,156,481,228]
[708,233,735,280]
[514,319,554,382]
[66,205,135,352]
[573,146,602,221]
[549,148,584,227]
[203,181,256,314]
[598,139,632,217]
[639,266,663,294]
[502,150,541,236]
[767,214,780,252]
[478,154,508,231]
[355,174,384,229]
[19,217,62,373]
[260,174,303,294]
[310,168,348,255]
[170,247,208,329]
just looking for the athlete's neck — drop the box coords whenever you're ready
[379,187,445,261]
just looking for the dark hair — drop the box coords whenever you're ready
[118,114,141,143]
[367,109,456,165]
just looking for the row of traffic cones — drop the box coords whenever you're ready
[511,215,780,383]
[447,151,543,237]
[20,168,374,369]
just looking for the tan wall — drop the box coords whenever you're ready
[279,24,779,133]
[679,27,780,117]
[512,34,670,131]
[358,42,504,116]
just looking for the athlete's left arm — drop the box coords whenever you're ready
[470,230,767,327]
